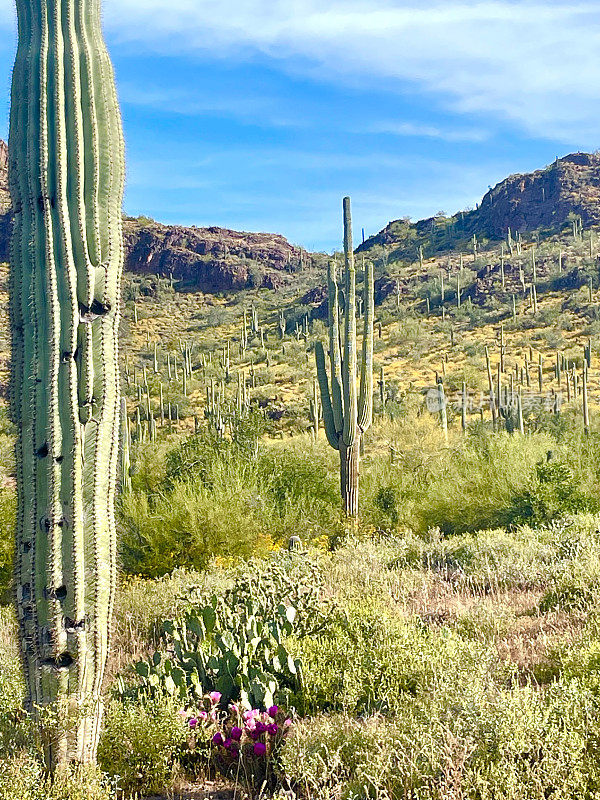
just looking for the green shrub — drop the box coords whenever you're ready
[0,759,115,800]
[98,696,188,795]
[281,681,600,799]
[0,489,15,603]
[509,459,600,528]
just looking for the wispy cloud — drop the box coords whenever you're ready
[2,1,599,143]
[91,1,600,143]
[362,121,490,143]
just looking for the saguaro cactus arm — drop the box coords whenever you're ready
[342,196,358,447]
[315,341,339,449]
[327,260,344,435]
[358,257,374,432]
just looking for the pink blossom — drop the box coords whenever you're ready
[188,718,198,729]
[284,719,292,728]
[209,691,222,705]
[198,711,208,720]
[267,723,278,736]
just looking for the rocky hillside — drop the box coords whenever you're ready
[122,217,310,292]
[359,152,600,262]
[0,139,312,292]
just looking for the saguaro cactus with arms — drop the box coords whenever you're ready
[9,0,124,766]
[315,197,373,518]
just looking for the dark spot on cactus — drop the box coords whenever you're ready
[42,652,74,669]
[22,541,31,553]
[14,200,22,214]
[37,195,45,212]
[55,455,63,464]
[79,301,111,323]
[21,583,31,601]
[57,516,68,528]
[23,605,32,620]
[50,195,56,209]
[61,351,73,363]
[36,442,49,458]
[73,348,79,360]
[54,586,67,601]
[90,299,111,316]
[64,617,85,633]
[40,516,51,532]
[56,652,74,668]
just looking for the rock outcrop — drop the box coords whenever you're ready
[122,217,308,292]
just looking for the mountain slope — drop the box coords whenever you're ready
[358,153,600,264]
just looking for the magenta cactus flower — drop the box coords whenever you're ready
[253,742,267,756]
[230,726,243,741]
[267,723,278,736]
[209,691,222,705]
[188,718,198,728]
[212,732,224,746]
[268,705,279,718]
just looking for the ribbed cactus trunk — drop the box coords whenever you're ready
[339,440,360,518]
[9,0,124,767]
[316,197,373,519]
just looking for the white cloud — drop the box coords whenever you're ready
[362,121,490,143]
[2,1,600,144]
[103,1,600,143]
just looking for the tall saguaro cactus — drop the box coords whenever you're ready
[9,0,124,766]
[315,197,373,518]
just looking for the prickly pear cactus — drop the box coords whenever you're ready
[8,0,125,766]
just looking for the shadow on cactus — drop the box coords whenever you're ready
[124,554,334,712]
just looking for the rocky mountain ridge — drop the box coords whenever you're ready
[358,152,600,262]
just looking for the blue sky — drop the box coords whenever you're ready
[0,1,600,251]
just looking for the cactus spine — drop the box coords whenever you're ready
[315,197,373,518]
[9,0,124,766]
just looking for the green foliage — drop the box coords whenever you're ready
[0,488,15,602]
[98,696,188,795]
[127,555,331,711]
[281,681,600,800]
[0,760,115,800]
[510,458,600,528]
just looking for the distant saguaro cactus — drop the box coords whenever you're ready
[9,0,124,767]
[315,197,373,518]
